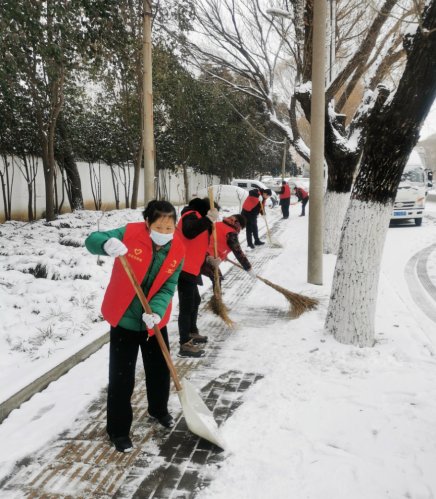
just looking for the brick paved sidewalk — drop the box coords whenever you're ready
[0,221,287,499]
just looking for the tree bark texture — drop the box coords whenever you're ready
[326,1,436,346]
[323,190,350,255]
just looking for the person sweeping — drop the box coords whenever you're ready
[241,187,272,249]
[201,214,256,284]
[293,185,309,216]
[176,197,219,357]
[279,180,291,219]
[85,200,185,453]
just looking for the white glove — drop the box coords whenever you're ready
[206,208,219,223]
[142,312,161,329]
[103,237,128,257]
[206,255,221,268]
[247,269,257,279]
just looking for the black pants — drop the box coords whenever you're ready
[245,214,260,246]
[177,278,201,345]
[301,197,309,216]
[280,198,290,219]
[107,325,170,438]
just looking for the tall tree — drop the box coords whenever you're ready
[325,0,436,346]
[172,0,419,253]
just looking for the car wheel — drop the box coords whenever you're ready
[415,218,422,226]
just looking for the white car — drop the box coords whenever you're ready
[230,179,279,207]
[195,184,248,211]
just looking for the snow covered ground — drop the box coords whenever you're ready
[1,201,436,498]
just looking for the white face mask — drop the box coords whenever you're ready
[150,229,174,246]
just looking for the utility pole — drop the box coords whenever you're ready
[143,0,155,204]
[307,0,326,285]
[281,138,287,179]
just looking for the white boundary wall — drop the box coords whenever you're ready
[0,156,219,221]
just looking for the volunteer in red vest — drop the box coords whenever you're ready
[177,197,219,358]
[294,185,309,216]
[241,188,272,249]
[85,200,184,453]
[279,180,291,219]
[201,214,257,284]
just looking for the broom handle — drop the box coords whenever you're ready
[259,200,272,244]
[226,257,271,286]
[119,255,183,392]
[208,187,221,291]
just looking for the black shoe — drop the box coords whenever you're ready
[247,244,255,249]
[254,240,265,245]
[149,413,175,429]
[299,214,305,217]
[109,435,133,453]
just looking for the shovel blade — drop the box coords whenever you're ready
[178,378,226,450]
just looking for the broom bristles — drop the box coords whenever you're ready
[208,293,235,327]
[207,279,235,327]
[259,276,319,318]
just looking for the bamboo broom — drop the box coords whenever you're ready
[207,187,235,327]
[259,201,283,248]
[227,258,318,318]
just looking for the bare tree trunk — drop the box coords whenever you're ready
[110,165,120,210]
[56,114,84,210]
[22,155,35,221]
[131,140,143,209]
[182,163,190,203]
[0,154,12,221]
[326,1,436,346]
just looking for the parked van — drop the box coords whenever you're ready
[230,179,279,206]
[391,150,432,226]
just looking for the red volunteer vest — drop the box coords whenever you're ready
[101,222,185,335]
[177,210,210,276]
[296,187,309,199]
[242,194,261,212]
[208,222,235,260]
[280,184,291,200]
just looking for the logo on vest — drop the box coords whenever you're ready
[128,248,143,262]
[166,259,178,274]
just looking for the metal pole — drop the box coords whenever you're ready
[307,0,326,285]
[143,0,155,204]
[281,138,287,180]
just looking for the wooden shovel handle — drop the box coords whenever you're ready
[119,255,182,392]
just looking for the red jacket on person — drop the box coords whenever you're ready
[295,187,309,200]
[101,222,185,334]
[177,210,210,277]
[208,221,235,260]
[242,194,261,212]
[280,183,291,200]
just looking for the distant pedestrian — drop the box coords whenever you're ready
[177,197,219,358]
[279,180,291,219]
[85,200,185,453]
[201,214,256,284]
[241,188,272,249]
[294,186,309,216]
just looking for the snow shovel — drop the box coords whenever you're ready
[259,201,283,248]
[118,255,226,450]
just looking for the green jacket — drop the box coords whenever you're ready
[85,226,183,331]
